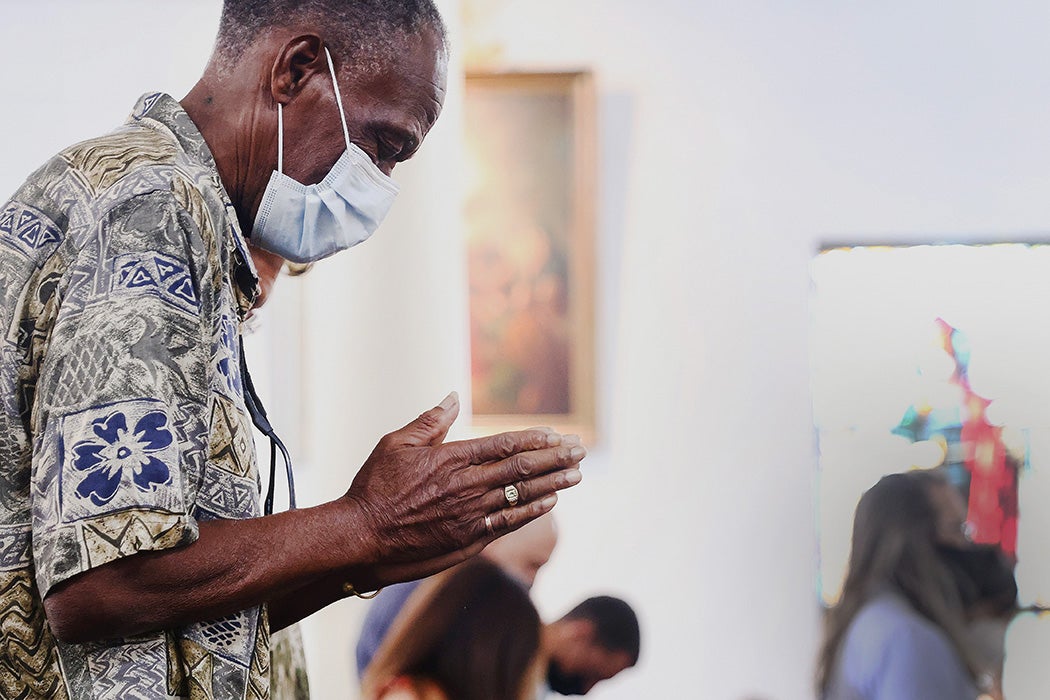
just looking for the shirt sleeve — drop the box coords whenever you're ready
[30,189,213,597]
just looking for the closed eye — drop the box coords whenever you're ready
[376,129,419,163]
[377,135,403,161]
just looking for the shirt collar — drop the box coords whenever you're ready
[128,92,260,314]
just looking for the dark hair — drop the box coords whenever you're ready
[216,0,446,78]
[561,596,641,665]
[815,471,977,693]
[361,559,542,700]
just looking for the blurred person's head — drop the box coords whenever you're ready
[921,471,971,546]
[482,512,558,588]
[545,596,640,695]
[362,558,542,700]
[816,471,978,693]
[912,470,1018,619]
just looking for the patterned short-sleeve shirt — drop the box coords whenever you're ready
[0,93,272,699]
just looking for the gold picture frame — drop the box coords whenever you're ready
[465,71,596,439]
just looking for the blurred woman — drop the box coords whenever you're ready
[817,471,982,700]
[361,558,543,700]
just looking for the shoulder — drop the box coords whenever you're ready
[856,594,956,651]
[840,594,944,667]
[3,123,183,244]
[3,129,205,266]
[58,123,178,197]
[850,593,928,640]
[835,594,976,700]
[55,120,218,235]
[358,580,426,673]
[364,580,425,627]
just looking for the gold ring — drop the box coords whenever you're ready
[485,515,494,535]
[504,484,520,507]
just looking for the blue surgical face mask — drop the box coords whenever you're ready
[251,47,400,264]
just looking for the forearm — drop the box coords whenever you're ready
[268,547,482,632]
[44,402,584,643]
[44,498,374,643]
[268,574,350,633]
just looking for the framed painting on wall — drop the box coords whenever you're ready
[464,71,596,438]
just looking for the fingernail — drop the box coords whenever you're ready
[546,432,563,447]
[541,494,558,509]
[439,391,458,410]
[570,446,586,461]
[563,434,582,446]
[566,469,582,485]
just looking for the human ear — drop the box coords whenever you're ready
[269,34,326,105]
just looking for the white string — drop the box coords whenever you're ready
[277,102,284,173]
[324,46,352,151]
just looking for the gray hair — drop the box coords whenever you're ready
[214,0,447,78]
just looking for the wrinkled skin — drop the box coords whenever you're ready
[341,394,584,593]
[44,24,585,644]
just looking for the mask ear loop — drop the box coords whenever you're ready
[277,102,284,174]
[324,46,353,152]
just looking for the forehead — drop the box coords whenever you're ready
[342,27,447,129]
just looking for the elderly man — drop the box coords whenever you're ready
[0,1,584,698]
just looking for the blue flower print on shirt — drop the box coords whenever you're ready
[71,410,174,506]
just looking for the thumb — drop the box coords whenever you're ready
[393,391,459,447]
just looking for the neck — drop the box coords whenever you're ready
[181,73,283,309]
[180,75,274,239]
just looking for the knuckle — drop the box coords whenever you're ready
[495,433,517,457]
[376,433,395,452]
[434,443,461,469]
[493,510,512,531]
[514,480,530,503]
[468,439,488,464]
[415,409,441,432]
[533,429,555,450]
[510,454,534,478]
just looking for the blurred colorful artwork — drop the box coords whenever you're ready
[892,318,1019,560]
[464,72,595,435]
[810,243,1050,608]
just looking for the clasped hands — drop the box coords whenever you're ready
[341,391,585,590]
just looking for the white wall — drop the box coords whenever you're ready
[468,2,1050,699]
[0,0,220,199]
[5,2,1050,699]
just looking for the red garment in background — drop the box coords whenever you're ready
[961,400,1018,559]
